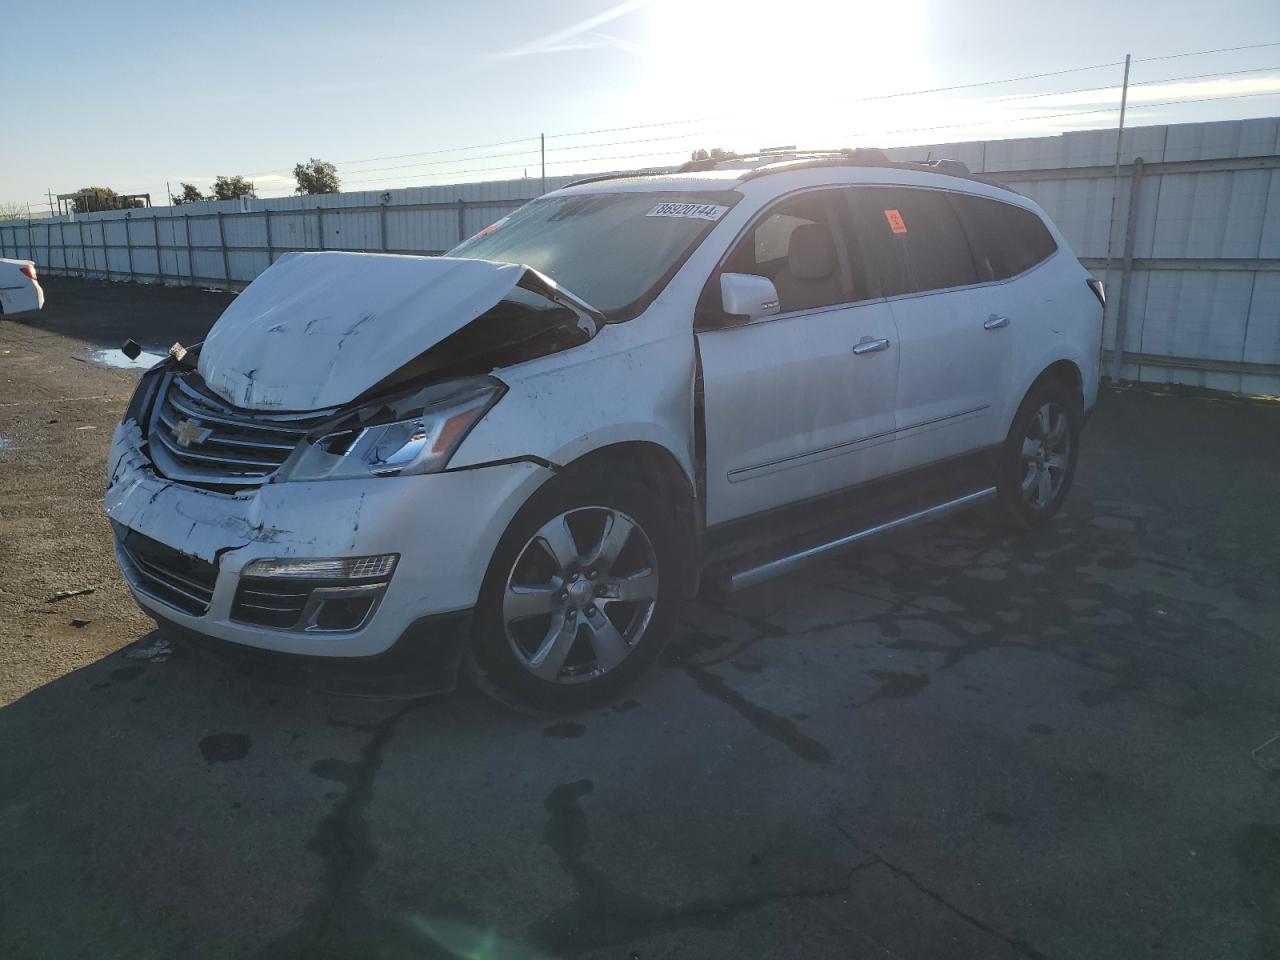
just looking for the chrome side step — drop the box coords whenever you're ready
[720,486,998,592]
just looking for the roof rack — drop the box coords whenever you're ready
[563,169,674,189]
[677,148,878,173]
[737,149,1014,192]
[560,148,1014,194]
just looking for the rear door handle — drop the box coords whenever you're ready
[852,337,891,355]
[984,314,1010,330]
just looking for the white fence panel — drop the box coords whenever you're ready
[2,120,1277,393]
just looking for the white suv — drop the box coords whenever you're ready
[106,150,1102,709]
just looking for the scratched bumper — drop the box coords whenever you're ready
[105,421,551,658]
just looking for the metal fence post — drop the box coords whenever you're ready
[264,209,274,266]
[26,219,33,266]
[77,221,87,276]
[152,215,163,282]
[456,198,466,243]
[99,221,111,279]
[316,206,325,251]
[1110,157,1145,382]
[184,213,194,283]
[124,214,136,281]
[45,220,52,273]
[379,197,388,252]
[169,215,181,285]
[216,210,231,289]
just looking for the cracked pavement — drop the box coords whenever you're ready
[2,278,1280,959]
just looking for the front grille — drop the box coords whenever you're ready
[120,529,218,616]
[148,373,332,487]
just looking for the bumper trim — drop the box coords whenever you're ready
[146,606,472,698]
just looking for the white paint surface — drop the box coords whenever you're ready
[198,251,528,410]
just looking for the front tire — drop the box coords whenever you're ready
[466,471,679,712]
[995,378,1081,530]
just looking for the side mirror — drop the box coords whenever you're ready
[720,273,780,323]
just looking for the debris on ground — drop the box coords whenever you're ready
[47,587,95,603]
[123,638,172,663]
[70,619,91,629]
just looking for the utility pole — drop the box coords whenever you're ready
[540,133,546,195]
[166,181,173,206]
[46,189,55,218]
[1101,53,1132,379]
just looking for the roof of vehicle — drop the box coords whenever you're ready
[559,148,1017,196]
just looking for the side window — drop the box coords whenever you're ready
[850,187,980,297]
[951,194,1058,280]
[722,189,868,314]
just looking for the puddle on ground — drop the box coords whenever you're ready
[83,349,166,370]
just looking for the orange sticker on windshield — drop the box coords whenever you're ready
[884,209,907,234]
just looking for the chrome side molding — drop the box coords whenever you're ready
[720,486,998,592]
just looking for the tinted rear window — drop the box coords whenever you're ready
[851,187,980,297]
[952,194,1058,280]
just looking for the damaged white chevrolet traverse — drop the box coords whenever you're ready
[107,150,1102,710]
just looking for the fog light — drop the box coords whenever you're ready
[242,555,398,580]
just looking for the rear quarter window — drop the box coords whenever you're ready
[951,194,1058,281]
[850,187,981,297]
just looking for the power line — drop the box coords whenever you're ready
[989,64,1280,104]
[331,63,1280,184]
[335,86,1280,189]
[1134,41,1280,63]
[543,59,1131,143]
[337,135,540,167]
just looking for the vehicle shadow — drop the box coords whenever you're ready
[0,623,523,959]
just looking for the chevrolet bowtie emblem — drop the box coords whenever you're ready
[174,418,213,448]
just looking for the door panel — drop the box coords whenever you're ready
[850,185,1013,473]
[883,286,1008,471]
[699,302,899,525]
[698,186,898,527]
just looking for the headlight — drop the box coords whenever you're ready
[279,377,502,482]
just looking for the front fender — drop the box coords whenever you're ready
[450,322,695,482]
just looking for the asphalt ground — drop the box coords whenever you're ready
[1,276,1278,960]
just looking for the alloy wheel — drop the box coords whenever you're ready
[502,507,659,684]
[1020,401,1071,509]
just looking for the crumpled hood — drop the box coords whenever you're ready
[198,252,529,410]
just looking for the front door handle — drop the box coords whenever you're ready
[852,337,891,355]
[984,314,1010,330]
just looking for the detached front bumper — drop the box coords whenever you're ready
[105,420,552,663]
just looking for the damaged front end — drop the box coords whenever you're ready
[104,253,592,679]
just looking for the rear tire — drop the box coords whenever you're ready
[995,378,1081,530]
[465,470,679,713]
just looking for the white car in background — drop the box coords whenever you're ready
[0,258,44,315]
[105,148,1103,710]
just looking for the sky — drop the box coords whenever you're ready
[2,0,1279,212]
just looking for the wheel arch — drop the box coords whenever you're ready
[1006,357,1085,431]
[558,440,702,596]
[1036,358,1084,410]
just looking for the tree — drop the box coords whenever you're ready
[212,175,256,200]
[72,187,144,214]
[0,201,27,221]
[172,183,207,205]
[690,147,737,162]
[293,158,340,195]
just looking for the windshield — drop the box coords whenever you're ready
[447,190,739,318]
